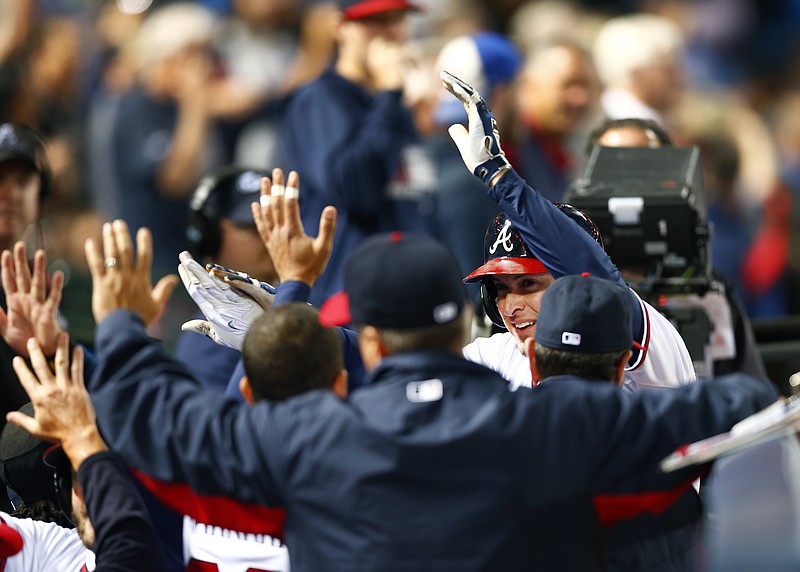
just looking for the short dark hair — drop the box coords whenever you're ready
[242,304,344,402]
[585,117,673,155]
[366,315,468,355]
[534,344,626,382]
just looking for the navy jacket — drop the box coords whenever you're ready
[88,310,776,572]
[281,68,434,306]
[79,451,167,571]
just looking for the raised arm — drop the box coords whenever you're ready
[441,71,621,283]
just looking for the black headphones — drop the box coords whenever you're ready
[185,166,268,261]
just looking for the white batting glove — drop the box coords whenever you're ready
[178,252,273,350]
[441,70,511,185]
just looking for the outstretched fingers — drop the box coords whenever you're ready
[12,242,32,294]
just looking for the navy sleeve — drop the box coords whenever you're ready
[285,80,416,220]
[78,451,167,572]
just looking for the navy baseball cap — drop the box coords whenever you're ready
[0,124,48,173]
[218,169,264,226]
[536,274,633,353]
[319,232,466,329]
[338,0,420,20]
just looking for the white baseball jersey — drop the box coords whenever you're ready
[182,515,290,572]
[464,294,697,391]
[0,512,94,572]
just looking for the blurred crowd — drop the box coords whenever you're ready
[3,0,800,350]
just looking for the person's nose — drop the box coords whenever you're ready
[500,291,525,317]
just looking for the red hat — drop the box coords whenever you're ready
[339,0,420,20]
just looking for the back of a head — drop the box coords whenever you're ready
[585,117,673,155]
[134,2,217,73]
[534,275,632,381]
[319,233,468,353]
[592,14,683,89]
[243,304,343,402]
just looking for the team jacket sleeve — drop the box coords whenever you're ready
[580,374,778,522]
[87,310,286,534]
[78,451,167,572]
[287,84,417,220]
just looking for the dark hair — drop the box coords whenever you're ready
[585,117,673,155]
[368,315,468,355]
[12,497,73,528]
[242,304,343,402]
[534,345,626,382]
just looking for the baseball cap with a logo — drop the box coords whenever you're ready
[535,274,633,353]
[338,0,420,20]
[463,213,548,282]
[319,232,465,329]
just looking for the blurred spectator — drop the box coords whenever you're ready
[508,38,598,202]
[213,0,338,168]
[592,13,685,130]
[280,0,437,306]
[108,2,224,278]
[0,124,61,441]
[429,31,522,303]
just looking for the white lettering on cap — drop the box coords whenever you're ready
[562,332,581,346]
[406,379,444,403]
[433,302,458,324]
[489,219,514,254]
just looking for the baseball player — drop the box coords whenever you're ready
[442,71,696,391]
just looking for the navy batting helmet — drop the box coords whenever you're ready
[465,206,604,328]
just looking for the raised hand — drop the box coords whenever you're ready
[0,242,64,356]
[441,70,511,186]
[178,252,272,350]
[7,333,106,471]
[251,168,337,287]
[84,220,178,325]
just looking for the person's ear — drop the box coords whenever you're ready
[239,376,255,404]
[614,350,632,386]
[332,369,348,398]
[524,338,542,384]
[357,326,388,370]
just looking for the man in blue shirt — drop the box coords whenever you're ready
[281,0,435,306]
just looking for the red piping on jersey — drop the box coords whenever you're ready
[626,296,650,371]
[132,469,285,538]
[592,472,702,527]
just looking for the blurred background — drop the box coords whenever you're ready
[2,0,799,389]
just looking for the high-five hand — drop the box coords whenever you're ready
[84,220,178,325]
[251,168,337,287]
[0,243,64,356]
[7,333,106,471]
